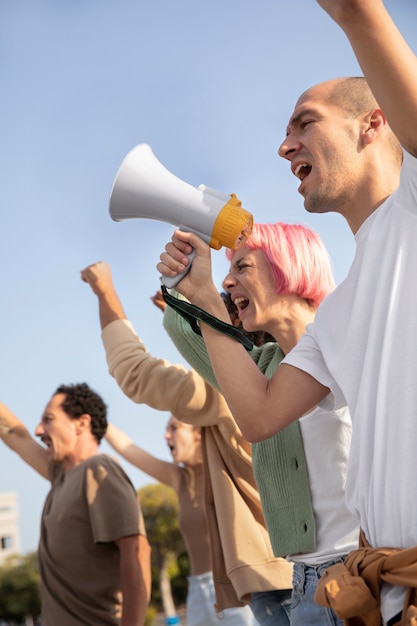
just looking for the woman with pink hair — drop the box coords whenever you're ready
[161,222,359,626]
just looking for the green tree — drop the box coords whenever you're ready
[138,483,189,620]
[0,551,41,624]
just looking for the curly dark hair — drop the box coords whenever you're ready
[54,383,108,443]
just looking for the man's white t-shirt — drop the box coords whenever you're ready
[292,405,359,566]
[283,150,417,622]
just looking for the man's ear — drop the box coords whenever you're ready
[362,108,387,145]
[76,413,91,435]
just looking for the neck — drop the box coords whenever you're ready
[342,159,401,234]
[343,192,393,234]
[62,440,100,471]
[185,457,203,469]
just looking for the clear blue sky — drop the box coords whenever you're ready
[1,0,416,554]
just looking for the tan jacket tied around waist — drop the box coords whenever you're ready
[315,531,417,626]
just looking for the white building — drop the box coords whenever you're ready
[0,492,20,566]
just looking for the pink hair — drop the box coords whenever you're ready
[226,222,336,309]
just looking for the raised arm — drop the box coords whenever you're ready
[157,231,330,441]
[0,402,49,479]
[316,0,417,156]
[106,423,181,491]
[80,261,127,330]
[82,261,235,428]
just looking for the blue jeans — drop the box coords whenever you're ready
[290,559,345,626]
[187,571,258,625]
[250,589,292,626]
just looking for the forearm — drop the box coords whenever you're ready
[81,261,128,330]
[139,534,152,603]
[199,321,329,441]
[105,423,134,454]
[198,322,276,440]
[97,289,127,330]
[0,404,30,450]
[120,578,148,625]
[106,424,176,485]
[119,535,151,626]
[0,403,49,478]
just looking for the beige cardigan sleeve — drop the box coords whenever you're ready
[101,318,231,427]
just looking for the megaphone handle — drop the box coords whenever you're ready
[160,248,196,289]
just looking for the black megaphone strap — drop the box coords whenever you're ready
[161,285,253,352]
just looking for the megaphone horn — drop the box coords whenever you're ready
[109,144,253,287]
[109,142,253,242]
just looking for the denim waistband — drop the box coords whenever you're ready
[293,556,346,581]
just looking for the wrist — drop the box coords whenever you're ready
[198,289,228,320]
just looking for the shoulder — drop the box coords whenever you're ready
[82,452,118,469]
[83,454,133,486]
[82,455,138,505]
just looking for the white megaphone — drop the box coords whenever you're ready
[109,144,253,287]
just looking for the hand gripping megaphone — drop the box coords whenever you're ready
[109,144,253,287]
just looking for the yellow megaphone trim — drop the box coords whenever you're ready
[210,194,253,250]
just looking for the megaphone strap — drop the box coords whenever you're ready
[161,286,254,352]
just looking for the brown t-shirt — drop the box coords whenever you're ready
[38,454,145,626]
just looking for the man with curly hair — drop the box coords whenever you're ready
[0,382,151,626]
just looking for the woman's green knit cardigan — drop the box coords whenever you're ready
[163,293,316,556]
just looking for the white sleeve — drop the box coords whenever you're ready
[282,324,346,411]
